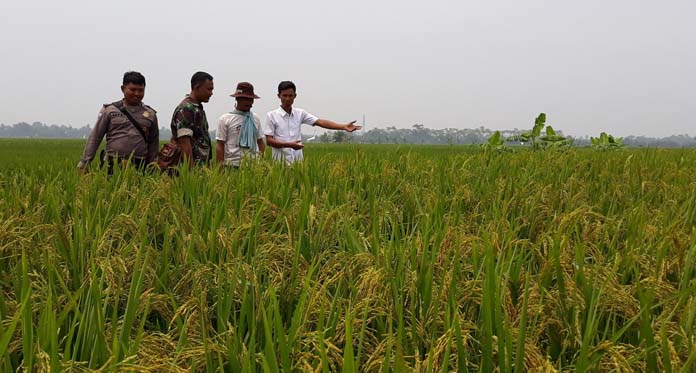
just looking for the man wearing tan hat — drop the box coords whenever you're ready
[215,82,266,168]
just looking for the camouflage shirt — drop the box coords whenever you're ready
[171,95,211,164]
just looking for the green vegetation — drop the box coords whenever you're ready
[508,113,572,149]
[591,132,626,150]
[483,131,507,151]
[506,112,550,148]
[1,139,696,371]
[538,125,573,148]
[489,113,572,151]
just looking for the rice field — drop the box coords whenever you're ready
[1,138,695,372]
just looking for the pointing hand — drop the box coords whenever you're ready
[345,121,362,132]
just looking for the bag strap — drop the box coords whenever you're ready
[112,101,153,144]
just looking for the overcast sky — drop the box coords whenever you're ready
[1,0,694,137]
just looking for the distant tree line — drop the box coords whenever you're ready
[0,122,173,140]
[2,121,696,148]
[312,124,696,148]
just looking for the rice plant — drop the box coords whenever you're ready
[1,139,695,371]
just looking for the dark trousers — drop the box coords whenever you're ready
[100,150,147,175]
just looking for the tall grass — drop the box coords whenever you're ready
[1,139,695,371]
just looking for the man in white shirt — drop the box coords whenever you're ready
[215,82,266,168]
[264,81,361,164]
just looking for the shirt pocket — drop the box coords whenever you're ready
[274,118,290,138]
[109,116,132,135]
[227,124,241,144]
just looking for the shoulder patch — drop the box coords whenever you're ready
[103,100,123,109]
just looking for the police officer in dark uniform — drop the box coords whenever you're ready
[77,71,159,174]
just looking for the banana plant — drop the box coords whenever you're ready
[483,130,508,151]
[506,113,546,148]
[539,125,573,148]
[590,132,625,150]
[507,113,571,149]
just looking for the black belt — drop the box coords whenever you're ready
[99,150,148,174]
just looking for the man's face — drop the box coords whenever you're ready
[194,79,214,103]
[278,88,296,108]
[121,83,145,105]
[236,97,254,112]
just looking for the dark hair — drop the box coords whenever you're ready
[123,71,146,86]
[191,71,214,89]
[278,81,296,94]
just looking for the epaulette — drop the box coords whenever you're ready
[104,101,124,109]
[143,104,157,114]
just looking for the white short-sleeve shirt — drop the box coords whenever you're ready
[216,111,263,167]
[264,107,318,164]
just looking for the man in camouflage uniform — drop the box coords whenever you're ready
[78,71,159,173]
[171,71,214,167]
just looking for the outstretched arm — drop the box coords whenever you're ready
[315,119,362,132]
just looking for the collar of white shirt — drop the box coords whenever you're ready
[278,107,295,118]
